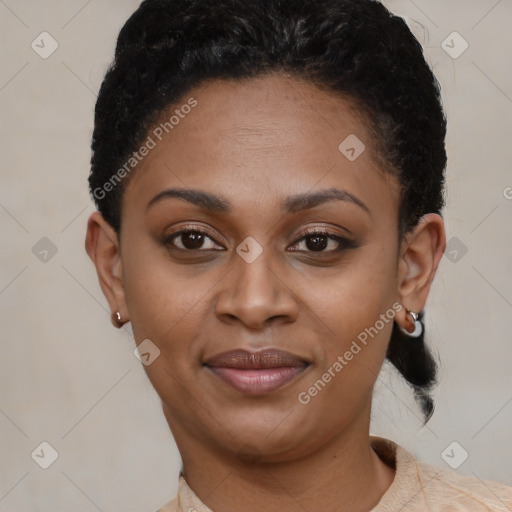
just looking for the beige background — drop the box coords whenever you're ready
[1,0,511,510]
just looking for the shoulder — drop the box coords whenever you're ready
[370,436,512,511]
[415,459,512,511]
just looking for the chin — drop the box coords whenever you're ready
[213,413,316,461]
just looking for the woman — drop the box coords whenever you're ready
[85,0,512,510]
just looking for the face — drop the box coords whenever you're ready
[89,72,442,463]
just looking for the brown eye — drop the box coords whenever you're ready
[289,229,356,253]
[164,229,223,251]
[303,232,329,251]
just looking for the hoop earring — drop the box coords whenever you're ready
[398,309,423,338]
[112,311,123,328]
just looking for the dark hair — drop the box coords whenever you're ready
[89,0,446,423]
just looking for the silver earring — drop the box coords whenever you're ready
[398,309,423,338]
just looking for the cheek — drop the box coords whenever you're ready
[122,251,210,405]
[302,239,398,399]
[121,244,210,346]
[311,243,397,337]
[296,271,397,435]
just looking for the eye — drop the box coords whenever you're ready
[163,226,356,253]
[288,228,355,253]
[163,227,224,251]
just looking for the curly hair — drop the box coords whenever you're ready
[89,0,447,424]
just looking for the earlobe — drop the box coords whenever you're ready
[85,211,130,327]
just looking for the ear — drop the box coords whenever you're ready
[85,211,129,328]
[396,213,446,330]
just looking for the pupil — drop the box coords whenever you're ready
[183,231,204,249]
[306,234,327,251]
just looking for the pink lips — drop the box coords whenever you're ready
[204,349,309,395]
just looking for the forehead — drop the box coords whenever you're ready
[123,72,399,223]
[152,73,372,162]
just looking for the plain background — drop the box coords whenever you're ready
[1,0,511,510]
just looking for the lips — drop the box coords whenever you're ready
[204,349,309,395]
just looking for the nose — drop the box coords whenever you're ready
[214,249,299,330]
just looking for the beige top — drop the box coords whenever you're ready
[156,436,512,511]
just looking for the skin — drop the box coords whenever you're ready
[85,72,446,512]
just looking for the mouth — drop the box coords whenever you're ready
[203,349,310,395]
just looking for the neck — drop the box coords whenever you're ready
[165,405,396,512]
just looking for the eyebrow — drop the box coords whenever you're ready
[146,187,371,216]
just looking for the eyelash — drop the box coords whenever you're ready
[162,225,356,254]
